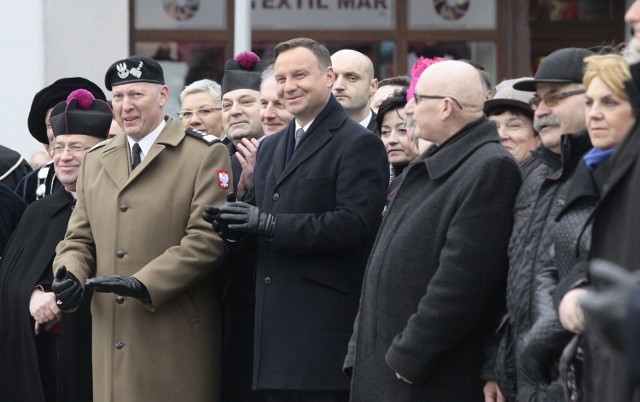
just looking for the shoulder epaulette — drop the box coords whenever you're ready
[185,128,221,146]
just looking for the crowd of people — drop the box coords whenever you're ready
[3,2,640,401]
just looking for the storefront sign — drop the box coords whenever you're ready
[408,0,496,30]
[135,0,227,30]
[252,0,395,30]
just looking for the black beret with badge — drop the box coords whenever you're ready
[27,77,106,144]
[104,55,165,90]
[221,51,269,95]
[50,89,113,139]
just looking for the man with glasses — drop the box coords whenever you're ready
[0,88,112,402]
[346,60,522,401]
[178,79,223,139]
[493,47,594,402]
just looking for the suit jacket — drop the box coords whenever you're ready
[245,95,388,390]
[0,188,92,402]
[54,117,231,402]
[348,117,522,402]
[366,110,379,134]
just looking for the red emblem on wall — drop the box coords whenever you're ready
[217,169,230,189]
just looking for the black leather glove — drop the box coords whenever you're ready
[85,275,151,305]
[203,193,244,242]
[52,266,84,310]
[581,259,640,355]
[217,201,276,238]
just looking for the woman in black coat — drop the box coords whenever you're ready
[548,54,635,401]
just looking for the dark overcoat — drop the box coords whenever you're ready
[347,117,522,402]
[246,95,389,390]
[0,188,92,402]
[587,62,640,402]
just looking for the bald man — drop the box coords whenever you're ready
[345,61,522,401]
[331,49,379,133]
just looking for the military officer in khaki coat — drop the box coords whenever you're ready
[53,56,231,402]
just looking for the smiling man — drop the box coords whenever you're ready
[52,55,231,402]
[205,38,388,402]
[0,88,111,402]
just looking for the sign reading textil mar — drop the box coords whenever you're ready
[251,0,395,30]
[408,0,496,30]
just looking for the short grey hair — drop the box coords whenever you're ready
[179,79,221,105]
[261,64,276,90]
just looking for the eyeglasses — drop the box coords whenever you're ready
[50,144,91,156]
[177,106,220,120]
[529,89,585,110]
[413,93,463,110]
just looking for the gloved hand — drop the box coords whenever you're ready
[203,193,244,241]
[581,259,640,355]
[85,275,151,305]
[218,201,276,238]
[52,266,84,310]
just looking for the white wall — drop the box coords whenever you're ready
[1,0,129,162]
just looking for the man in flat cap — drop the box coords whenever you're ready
[0,89,112,402]
[15,77,107,204]
[52,55,231,402]
[495,47,594,401]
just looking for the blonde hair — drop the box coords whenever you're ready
[583,54,631,100]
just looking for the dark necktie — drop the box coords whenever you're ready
[131,143,142,170]
[294,128,305,150]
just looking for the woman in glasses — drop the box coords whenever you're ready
[528,53,634,402]
[178,79,223,138]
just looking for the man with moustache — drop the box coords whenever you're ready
[494,48,594,401]
[331,49,379,133]
[205,38,388,402]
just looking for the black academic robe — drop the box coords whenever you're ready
[0,182,26,256]
[0,188,92,402]
[0,144,32,189]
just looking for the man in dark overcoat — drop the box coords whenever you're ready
[206,38,389,402]
[345,60,522,402]
[0,88,112,402]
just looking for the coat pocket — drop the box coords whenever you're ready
[300,264,349,294]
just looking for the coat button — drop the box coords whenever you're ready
[119,203,128,212]
[116,250,126,258]
[272,193,280,201]
[264,276,272,285]
[115,341,125,350]
[116,296,125,304]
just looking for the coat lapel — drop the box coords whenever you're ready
[273,96,345,187]
[102,117,185,192]
[100,133,130,191]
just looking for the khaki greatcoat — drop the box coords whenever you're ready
[54,117,229,402]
